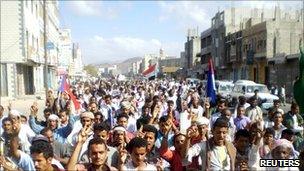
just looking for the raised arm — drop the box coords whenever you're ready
[149,105,160,124]
[66,127,90,170]
[118,144,128,171]
[28,105,45,134]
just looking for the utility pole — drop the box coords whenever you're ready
[43,0,48,99]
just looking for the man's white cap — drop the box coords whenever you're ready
[80,111,94,119]
[48,114,59,121]
[196,117,210,126]
[121,101,131,109]
[113,126,126,133]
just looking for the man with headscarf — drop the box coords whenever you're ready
[8,110,35,154]
[264,139,299,171]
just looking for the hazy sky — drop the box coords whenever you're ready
[59,1,303,64]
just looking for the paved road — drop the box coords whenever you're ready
[1,97,46,120]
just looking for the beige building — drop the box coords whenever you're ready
[139,54,158,73]
[158,57,181,78]
[1,0,60,98]
[184,28,201,77]
[242,10,303,84]
[209,7,277,79]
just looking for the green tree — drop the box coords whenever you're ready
[83,64,98,77]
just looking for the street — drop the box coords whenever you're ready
[1,97,46,120]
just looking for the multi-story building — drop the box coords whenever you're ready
[1,0,60,98]
[199,28,212,79]
[158,57,181,78]
[58,29,72,73]
[139,54,158,73]
[70,43,84,81]
[184,28,201,77]
[225,30,246,81]
[242,7,303,84]
[130,60,142,75]
[209,7,276,79]
[46,1,60,89]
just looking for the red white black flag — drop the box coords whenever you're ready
[142,64,156,80]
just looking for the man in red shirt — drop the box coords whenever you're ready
[160,132,187,171]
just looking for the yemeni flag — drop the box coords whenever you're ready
[142,64,157,80]
[206,58,217,105]
[59,75,81,110]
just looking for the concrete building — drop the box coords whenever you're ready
[130,60,142,75]
[209,7,277,79]
[199,28,212,79]
[58,29,72,75]
[139,54,158,73]
[1,0,60,98]
[180,51,186,68]
[184,28,201,77]
[70,43,84,81]
[268,53,300,99]
[242,9,303,84]
[225,30,247,81]
[158,57,181,78]
[99,65,117,77]
[46,1,60,90]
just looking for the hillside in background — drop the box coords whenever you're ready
[95,57,142,74]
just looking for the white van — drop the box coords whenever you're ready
[231,80,279,109]
[215,80,234,99]
[186,78,202,87]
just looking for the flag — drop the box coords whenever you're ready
[59,75,80,110]
[59,75,69,93]
[206,58,216,104]
[142,64,157,80]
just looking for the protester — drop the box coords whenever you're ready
[0,77,303,170]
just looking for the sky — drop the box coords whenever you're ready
[59,1,303,64]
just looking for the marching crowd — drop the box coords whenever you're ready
[0,78,304,171]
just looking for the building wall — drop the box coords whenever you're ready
[1,1,24,62]
[1,0,60,98]
[58,29,72,68]
[266,20,303,58]
[268,58,299,99]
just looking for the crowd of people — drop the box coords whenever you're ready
[0,78,304,171]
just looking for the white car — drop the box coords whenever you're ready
[215,80,234,99]
[231,80,279,109]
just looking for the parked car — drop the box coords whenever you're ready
[215,80,234,99]
[231,80,279,109]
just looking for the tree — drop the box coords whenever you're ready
[83,64,98,77]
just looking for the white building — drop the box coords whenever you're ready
[1,0,60,98]
[139,54,158,73]
[130,60,142,75]
[58,29,72,75]
[71,43,84,81]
